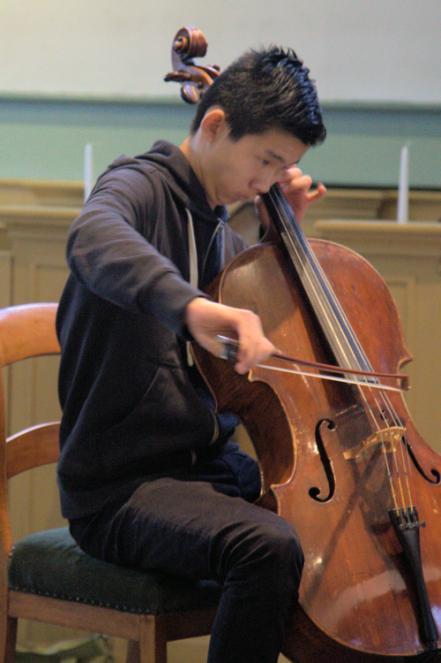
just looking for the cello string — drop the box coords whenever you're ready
[269,189,389,414]
[267,187,415,511]
[284,213,416,511]
[293,231,416,511]
[284,236,402,509]
[283,198,416,512]
[267,190,400,506]
[270,186,415,506]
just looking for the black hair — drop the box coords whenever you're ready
[191,47,326,146]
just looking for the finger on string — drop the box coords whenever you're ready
[281,175,312,190]
[306,183,327,201]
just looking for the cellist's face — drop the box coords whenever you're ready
[190,108,309,208]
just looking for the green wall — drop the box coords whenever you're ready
[1,96,440,189]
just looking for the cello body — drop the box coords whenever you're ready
[192,237,441,661]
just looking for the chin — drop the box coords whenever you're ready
[220,193,249,206]
[232,194,250,204]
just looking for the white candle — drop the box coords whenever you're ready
[397,144,409,224]
[83,143,93,202]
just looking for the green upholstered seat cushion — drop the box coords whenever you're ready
[8,527,221,615]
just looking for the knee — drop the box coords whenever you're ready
[234,517,304,592]
[260,520,304,581]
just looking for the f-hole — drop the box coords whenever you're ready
[404,436,441,485]
[309,418,336,503]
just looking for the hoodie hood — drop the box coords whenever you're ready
[102,140,227,226]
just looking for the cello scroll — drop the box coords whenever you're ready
[164,26,220,104]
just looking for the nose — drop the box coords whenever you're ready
[252,175,274,195]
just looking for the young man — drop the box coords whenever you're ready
[57,46,326,662]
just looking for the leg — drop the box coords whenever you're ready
[72,477,303,663]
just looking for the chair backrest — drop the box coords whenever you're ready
[0,303,60,556]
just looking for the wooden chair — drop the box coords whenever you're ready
[0,303,219,663]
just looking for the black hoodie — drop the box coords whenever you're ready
[56,141,247,519]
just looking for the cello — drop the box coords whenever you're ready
[165,27,441,662]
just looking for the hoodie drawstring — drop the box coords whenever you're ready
[186,208,198,366]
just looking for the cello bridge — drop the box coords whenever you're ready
[343,426,406,462]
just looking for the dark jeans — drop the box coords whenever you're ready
[69,442,304,663]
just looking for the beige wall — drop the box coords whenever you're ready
[2,1,440,104]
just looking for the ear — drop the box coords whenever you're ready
[199,107,228,142]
